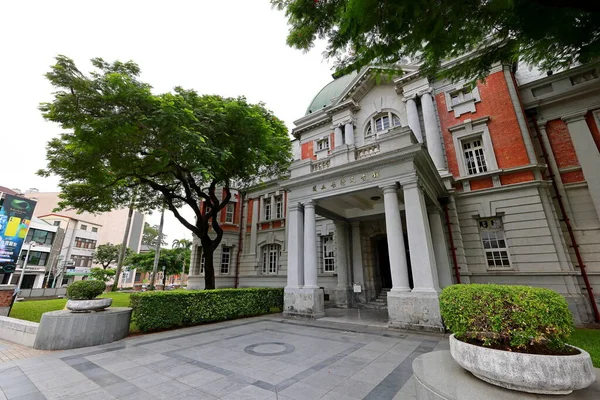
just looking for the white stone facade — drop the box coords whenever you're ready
[188,61,600,328]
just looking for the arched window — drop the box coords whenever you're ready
[365,111,401,136]
[261,244,281,274]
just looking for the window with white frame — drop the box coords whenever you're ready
[261,244,280,274]
[462,137,488,175]
[322,235,335,272]
[365,111,401,136]
[264,201,272,221]
[479,218,511,268]
[445,86,481,117]
[449,88,473,106]
[200,252,205,274]
[316,137,330,151]
[275,195,283,219]
[225,203,235,223]
[220,247,231,274]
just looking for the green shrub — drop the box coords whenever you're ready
[67,280,106,300]
[440,284,574,351]
[130,288,284,332]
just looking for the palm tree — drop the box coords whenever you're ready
[172,238,193,286]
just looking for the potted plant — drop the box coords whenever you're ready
[440,284,595,395]
[66,280,112,312]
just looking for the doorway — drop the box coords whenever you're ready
[375,237,392,289]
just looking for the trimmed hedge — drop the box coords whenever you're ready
[67,280,106,300]
[130,288,284,332]
[440,284,574,351]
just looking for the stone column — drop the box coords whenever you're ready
[381,185,411,292]
[403,181,439,292]
[249,198,259,255]
[351,221,364,291]
[344,122,355,145]
[421,91,445,170]
[334,125,344,148]
[270,195,276,221]
[333,220,351,307]
[285,203,304,289]
[303,201,318,289]
[428,209,453,289]
[564,113,600,218]
[404,96,423,143]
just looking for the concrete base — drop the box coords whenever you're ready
[34,307,132,350]
[330,287,352,308]
[387,291,444,332]
[413,350,600,399]
[186,276,204,290]
[0,316,38,347]
[283,287,325,318]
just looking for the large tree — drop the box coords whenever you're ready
[142,222,167,247]
[39,56,291,289]
[272,0,600,81]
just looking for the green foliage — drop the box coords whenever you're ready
[142,222,167,247]
[172,238,193,250]
[66,280,107,300]
[130,288,283,332]
[126,247,190,276]
[272,0,600,81]
[94,243,131,269]
[440,284,574,351]
[38,56,291,290]
[89,267,116,282]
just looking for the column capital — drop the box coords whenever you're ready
[399,176,421,190]
[288,203,304,212]
[419,87,434,97]
[562,110,588,124]
[303,200,316,209]
[380,184,399,195]
[402,94,417,103]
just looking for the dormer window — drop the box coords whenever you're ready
[445,86,481,117]
[316,137,330,151]
[365,112,401,137]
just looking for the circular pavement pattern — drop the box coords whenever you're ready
[244,342,295,357]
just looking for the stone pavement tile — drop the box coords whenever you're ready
[0,390,6,400]
[239,368,287,386]
[129,371,172,389]
[279,382,329,400]
[11,392,47,400]
[131,354,170,365]
[0,367,25,385]
[44,379,100,400]
[144,380,190,400]
[319,391,361,400]
[175,369,226,388]
[298,371,348,390]
[26,367,74,384]
[101,360,139,373]
[102,381,141,398]
[146,358,186,372]
[62,388,116,400]
[117,365,154,380]
[2,383,39,399]
[321,362,363,378]
[200,376,249,397]
[118,390,158,400]
[276,364,307,379]
[393,392,416,400]
[222,385,276,400]
[253,360,294,374]
[170,388,217,400]
[161,363,204,379]
[0,374,31,389]
[331,378,377,399]
[397,375,416,396]
[32,372,88,391]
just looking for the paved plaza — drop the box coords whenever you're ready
[0,313,447,400]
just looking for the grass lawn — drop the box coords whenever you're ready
[569,328,600,367]
[9,292,132,323]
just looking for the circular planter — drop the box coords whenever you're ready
[66,298,112,312]
[449,334,596,395]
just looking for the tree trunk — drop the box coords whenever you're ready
[112,198,135,291]
[202,239,215,290]
[149,207,165,290]
[162,271,167,287]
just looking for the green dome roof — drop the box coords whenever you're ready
[305,71,358,115]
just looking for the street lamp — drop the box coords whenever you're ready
[16,241,39,293]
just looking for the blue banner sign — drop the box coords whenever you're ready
[0,194,37,269]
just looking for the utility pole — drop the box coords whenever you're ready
[112,196,135,291]
[16,242,38,293]
[149,207,165,290]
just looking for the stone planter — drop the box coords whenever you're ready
[66,298,112,312]
[449,334,596,395]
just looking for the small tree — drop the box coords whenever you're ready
[142,222,167,247]
[126,248,190,286]
[89,267,116,282]
[272,0,600,81]
[94,243,131,269]
[39,56,291,289]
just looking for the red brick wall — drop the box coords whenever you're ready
[246,199,254,233]
[436,70,532,187]
[501,171,534,185]
[301,141,316,160]
[330,132,335,151]
[585,110,600,153]
[561,170,585,184]
[470,178,494,191]
[545,119,580,169]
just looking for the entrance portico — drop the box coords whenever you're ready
[282,126,452,331]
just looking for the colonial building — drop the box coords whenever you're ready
[188,61,600,330]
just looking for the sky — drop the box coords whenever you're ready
[0,0,335,242]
